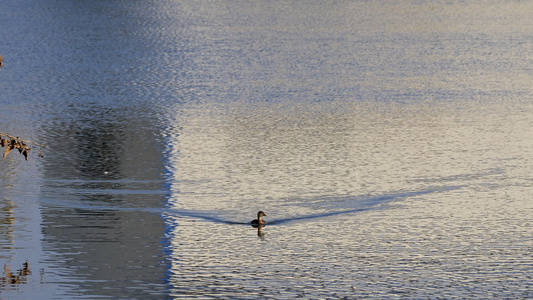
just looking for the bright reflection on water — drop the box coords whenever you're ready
[165,101,532,299]
[1,0,532,299]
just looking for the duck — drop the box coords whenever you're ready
[251,211,267,226]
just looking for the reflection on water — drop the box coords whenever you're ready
[1,0,533,299]
[164,101,532,299]
[35,96,170,299]
[1,262,31,288]
[0,198,15,253]
[256,224,265,237]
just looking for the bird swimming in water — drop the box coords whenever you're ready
[251,211,267,226]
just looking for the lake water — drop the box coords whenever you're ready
[1,0,532,299]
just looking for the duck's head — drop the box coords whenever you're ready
[257,211,267,218]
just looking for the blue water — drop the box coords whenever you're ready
[1,0,532,299]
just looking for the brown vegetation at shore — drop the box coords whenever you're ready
[0,133,45,161]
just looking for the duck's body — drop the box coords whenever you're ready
[251,211,267,225]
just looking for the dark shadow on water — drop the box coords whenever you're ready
[267,207,370,226]
[268,185,464,225]
[165,185,465,226]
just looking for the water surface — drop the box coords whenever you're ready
[1,0,532,299]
